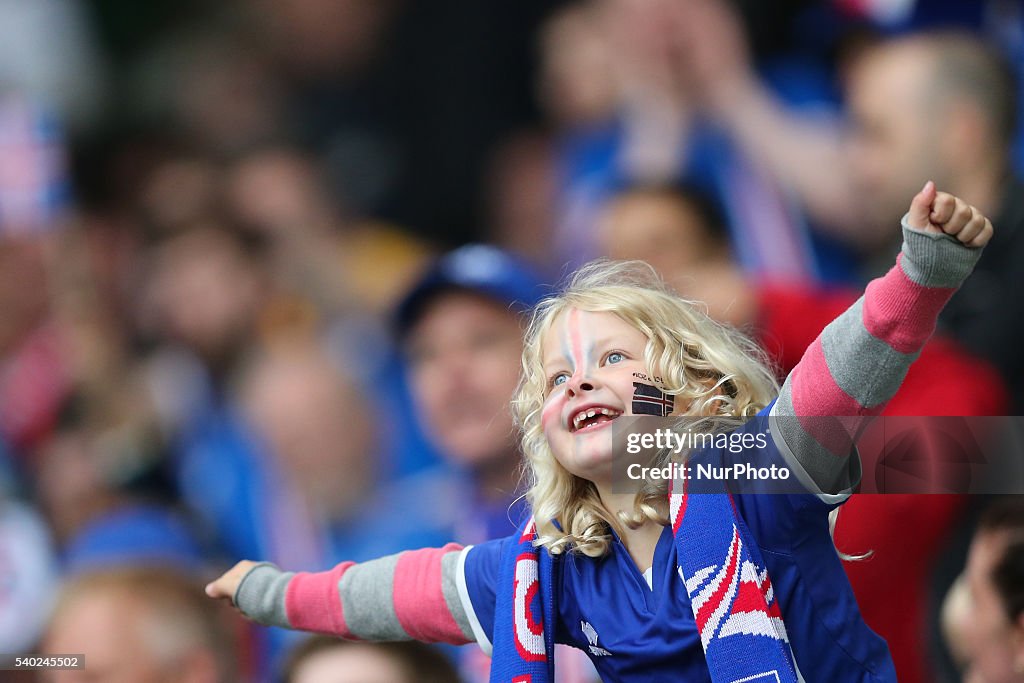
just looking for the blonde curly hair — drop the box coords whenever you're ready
[512,260,779,557]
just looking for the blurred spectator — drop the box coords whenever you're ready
[667,0,861,241]
[846,34,1015,251]
[121,209,479,682]
[528,0,841,282]
[0,235,72,454]
[596,181,1009,413]
[134,219,276,567]
[62,503,206,575]
[281,635,461,683]
[481,1,608,269]
[171,328,456,679]
[132,27,286,155]
[484,131,559,270]
[942,497,1024,683]
[224,144,435,319]
[223,144,446,479]
[126,0,559,244]
[597,182,1008,683]
[535,1,618,131]
[134,177,446,569]
[0,96,72,236]
[597,184,752,327]
[236,338,457,566]
[680,11,1024,407]
[41,566,240,683]
[396,245,543,539]
[239,340,373,541]
[0,495,58,655]
[253,0,402,81]
[33,409,122,549]
[844,34,1024,412]
[0,1,106,130]
[139,221,269,382]
[135,152,223,234]
[29,373,207,573]
[0,96,79,454]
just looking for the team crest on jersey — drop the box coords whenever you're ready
[513,552,546,662]
[580,621,612,656]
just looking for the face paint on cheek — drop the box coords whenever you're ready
[541,390,567,430]
[632,382,674,417]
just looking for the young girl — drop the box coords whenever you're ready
[207,182,992,682]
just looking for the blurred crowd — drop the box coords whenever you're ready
[2,0,1024,682]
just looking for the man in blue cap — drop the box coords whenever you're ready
[396,244,543,542]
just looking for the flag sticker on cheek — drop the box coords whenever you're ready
[632,382,674,416]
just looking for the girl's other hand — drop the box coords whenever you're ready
[205,560,259,603]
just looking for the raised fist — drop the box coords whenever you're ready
[907,181,993,248]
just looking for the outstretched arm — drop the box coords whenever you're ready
[769,182,992,494]
[205,545,475,644]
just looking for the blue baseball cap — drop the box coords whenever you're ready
[63,504,206,575]
[395,244,546,338]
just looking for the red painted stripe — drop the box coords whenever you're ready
[393,543,471,644]
[285,562,357,636]
[541,390,566,431]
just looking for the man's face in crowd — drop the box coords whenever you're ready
[43,591,202,683]
[847,45,943,232]
[148,228,262,361]
[599,192,714,279]
[406,291,524,468]
[959,530,1024,683]
[290,644,410,683]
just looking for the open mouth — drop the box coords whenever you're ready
[570,406,623,433]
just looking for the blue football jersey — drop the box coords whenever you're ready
[456,409,897,682]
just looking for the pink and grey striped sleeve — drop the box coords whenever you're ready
[769,217,984,495]
[231,544,476,644]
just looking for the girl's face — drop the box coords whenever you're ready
[540,307,663,483]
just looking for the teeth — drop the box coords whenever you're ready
[571,407,622,429]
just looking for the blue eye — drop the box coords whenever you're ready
[552,372,570,387]
[607,352,624,365]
